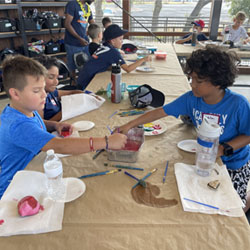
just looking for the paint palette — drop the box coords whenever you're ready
[143,120,167,136]
[177,139,197,153]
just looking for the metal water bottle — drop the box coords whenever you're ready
[223,27,231,44]
[111,63,121,103]
[191,28,197,46]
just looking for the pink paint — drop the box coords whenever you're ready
[123,140,141,151]
[18,196,42,217]
[0,219,4,225]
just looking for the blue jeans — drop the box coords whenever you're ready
[65,44,89,71]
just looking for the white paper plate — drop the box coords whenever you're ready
[136,66,155,72]
[63,177,86,203]
[143,120,167,136]
[177,139,197,153]
[73,121,95,131]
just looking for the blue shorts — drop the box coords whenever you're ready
[65,44,89,71]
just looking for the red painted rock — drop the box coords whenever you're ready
[18,196,41,217]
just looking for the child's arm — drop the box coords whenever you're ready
[58,89,83,99]
[217,134,250,157]
[121,56,151,73]
[41,133,127,154]
[175,34,192,44]
[118,107,167,134]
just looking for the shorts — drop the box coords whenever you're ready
[228,161,250,205]
[65,44,89,71]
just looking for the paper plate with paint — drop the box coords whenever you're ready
[177,139,197,153]
[73,121,95,131]
[63,178,86,203]
[136,66,155,72]
[143,120,167,136]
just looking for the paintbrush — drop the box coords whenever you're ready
[110,164,144,171]
[132,168,158,189]
[124,171,147,187]
[78,169,121,179]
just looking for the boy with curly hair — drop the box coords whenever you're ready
[117,45,250,213]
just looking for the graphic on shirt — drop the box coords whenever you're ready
[92,45,111,59]
[193,108,228,135]
[78,11,88,29]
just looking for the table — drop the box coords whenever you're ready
[1,45,250,250]
[173,43,250,59]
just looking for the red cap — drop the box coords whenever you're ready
[192,19,205,29]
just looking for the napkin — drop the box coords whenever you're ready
[0,171,65,236]
[60,93,105,122]
[174,163,244,217]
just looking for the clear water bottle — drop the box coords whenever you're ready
[195,118,221,177]
[191,29,197,46]
[43,149,65,201]
[111,63,121,103]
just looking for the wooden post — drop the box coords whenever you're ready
[122,0,130,39]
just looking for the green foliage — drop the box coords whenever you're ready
[225,0,250,21]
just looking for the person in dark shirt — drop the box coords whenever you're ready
[87,23,103,55]
[77,24,151,90]
[175,19,208,44]
[64,0,95,85]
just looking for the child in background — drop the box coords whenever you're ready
[87,23,103,55]
[0,55,127,198]
[116,45,250,214]
[222,11,250,44]
[175,19,208,44]
[102,16,112,29]
[77,24,151,90]
[34,55,83,121]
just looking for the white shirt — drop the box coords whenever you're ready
[222,25,248,43]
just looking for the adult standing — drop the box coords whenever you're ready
[64,0,95,85]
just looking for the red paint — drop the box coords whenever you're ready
[0,219,4,225]
[123,140,141,151]
[61,128,70,137]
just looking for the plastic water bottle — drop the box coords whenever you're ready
[195,118,221,177]
[191,29,197,46]
[111,63,121,103]
[43,149,65,201]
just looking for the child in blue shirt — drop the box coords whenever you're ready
[34,55,83,121]
[77,24,151,90]
[117,46,250,214]
[0,55,127,198]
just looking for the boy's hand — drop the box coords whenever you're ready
[56,122,73,136]
[114,124,131,135]
[144,55,152,62]
[108,133,127,150]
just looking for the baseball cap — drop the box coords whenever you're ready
[191,19,205,28]
[129,84,165,108]
[103,24,128,41]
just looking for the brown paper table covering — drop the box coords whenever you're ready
[1,50,250,249]
[123,44,184,76]
[173,43,250,58]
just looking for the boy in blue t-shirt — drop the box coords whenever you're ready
[0,55,127,198]
[175,19,208,44]
[77,24,151,90]
[117,46,250,214]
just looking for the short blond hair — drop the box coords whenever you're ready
[2,55,47,98]
[235,11,246,22]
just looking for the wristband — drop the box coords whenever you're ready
[89,137,94,152]
[105,136,109,150]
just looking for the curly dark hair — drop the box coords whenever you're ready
[184,45,240,89]
[34,54,60,70]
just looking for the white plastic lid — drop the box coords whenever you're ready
[47,149,55,156]
[44,162,62,178]
[198,118,221,138]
